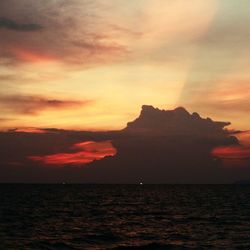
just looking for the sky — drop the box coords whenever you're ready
[0,0,250,131]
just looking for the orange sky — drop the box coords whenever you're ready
[0,0,250,131]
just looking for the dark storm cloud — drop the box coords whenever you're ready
[1,105,249,183]
[0,95,89,115]
[0,17,42,32]
[83,106,249,183]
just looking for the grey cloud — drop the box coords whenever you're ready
[0,1,131,67]
[0,17,42,32]
[0,94,90,115]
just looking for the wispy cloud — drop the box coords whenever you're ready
[182,80,250,117]
[179,0,250,103]
[0,17,42,32]
[0,95,90,115]
[0,1,132,67]
[0,117,14,122]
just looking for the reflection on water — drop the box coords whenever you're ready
[0,184,249,249]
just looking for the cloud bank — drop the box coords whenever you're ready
[1,105,249,183]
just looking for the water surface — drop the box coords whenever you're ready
[0,184,249,249]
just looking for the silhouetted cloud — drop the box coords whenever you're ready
[0,105,249,183]
[82,106,247,183]
[0,95,89,115]
[0,17,42,32]
[124,105,231,135]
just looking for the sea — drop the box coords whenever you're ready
[0,184,249,249]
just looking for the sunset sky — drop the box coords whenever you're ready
[0,0,250,131]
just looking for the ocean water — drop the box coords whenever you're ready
[0,184,249,249]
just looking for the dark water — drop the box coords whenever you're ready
[0,184,249,249]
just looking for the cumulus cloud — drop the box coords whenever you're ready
[83,106,246,183]
[0,105,249,183]
[0,95,89,115]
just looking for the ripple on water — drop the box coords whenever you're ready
[0,184,250,249]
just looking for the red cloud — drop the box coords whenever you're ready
[11,127,46,133]
[29,140,117,166]
[10,47,57,63]
[212,145,250,167]
[212,146,250,159]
